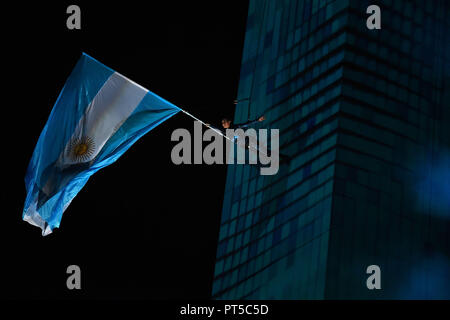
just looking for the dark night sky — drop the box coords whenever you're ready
[2,1,249,299]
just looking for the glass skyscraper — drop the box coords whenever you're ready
[212,0,450,299]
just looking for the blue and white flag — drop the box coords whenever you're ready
[23,53,180,235]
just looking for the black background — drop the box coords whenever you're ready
[2,1,248,299]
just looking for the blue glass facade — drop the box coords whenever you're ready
[212,0,450,299]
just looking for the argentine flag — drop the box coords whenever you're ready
[23,53,180,235]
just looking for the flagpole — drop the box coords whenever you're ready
[178,108,234,142]
[177,108,270,158]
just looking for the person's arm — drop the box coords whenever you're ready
[234,115,266,128]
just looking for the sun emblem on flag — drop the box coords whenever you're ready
[68,136,95,162]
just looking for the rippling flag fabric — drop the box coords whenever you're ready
[23,53,180,235]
